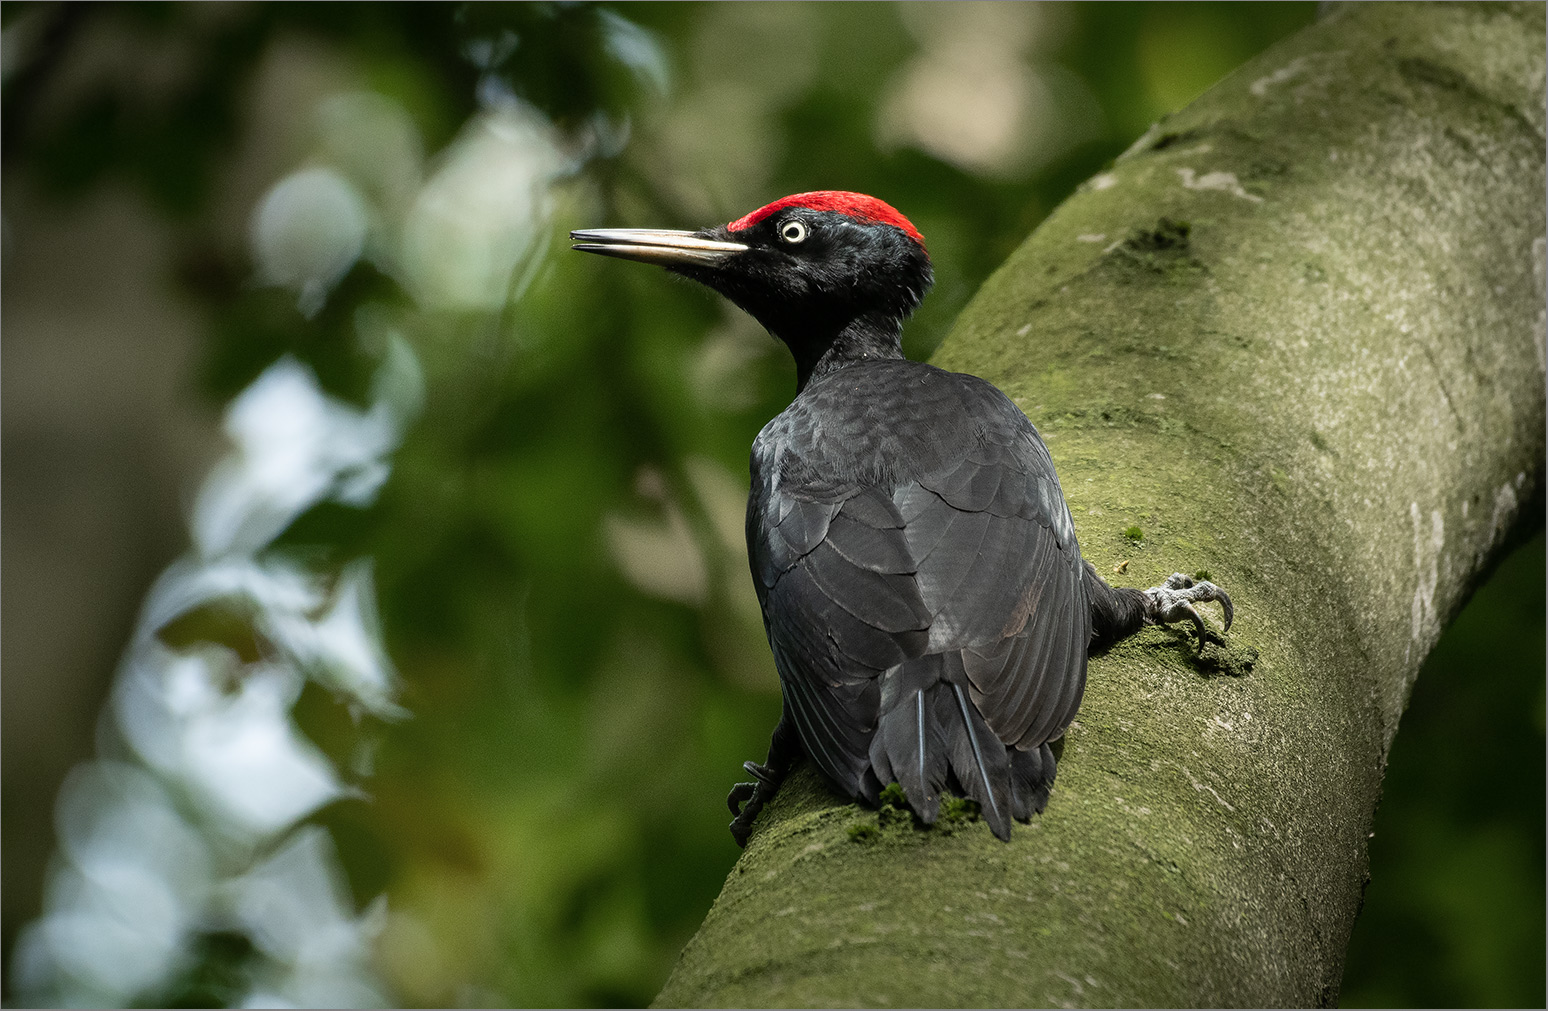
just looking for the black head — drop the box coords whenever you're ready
[573,192,934,386]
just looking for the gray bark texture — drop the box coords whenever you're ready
[653,4,1546,1007]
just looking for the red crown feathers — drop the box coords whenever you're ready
[728,191,926,250]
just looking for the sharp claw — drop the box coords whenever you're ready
[743,760,774,785]
[1144,573,1235,643]
[729,783,767,849]
[730,813,754,849]
[727,781,755,817]
[1185,604,1206,647]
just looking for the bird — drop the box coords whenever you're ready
[572,191,1231,844]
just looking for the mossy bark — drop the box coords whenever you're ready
[654,4,1546,1007]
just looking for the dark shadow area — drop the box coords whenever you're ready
[1340,532,1546,1008]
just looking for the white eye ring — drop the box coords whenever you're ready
[780,220,808,244]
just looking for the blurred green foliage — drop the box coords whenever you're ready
[3,2,1541,1007]
[1340,532,1546,1009]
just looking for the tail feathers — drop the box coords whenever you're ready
[869,686,948,822]
[1009,742,1057,821]
[937,683,1015,840]
[869,671,1057,840]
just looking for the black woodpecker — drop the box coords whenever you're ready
[572,192,1232,845]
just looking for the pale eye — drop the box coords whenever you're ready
[780,220,808,244]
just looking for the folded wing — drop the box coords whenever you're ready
[748,368,1090,837]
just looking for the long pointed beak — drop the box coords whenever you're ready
[570,228,749,266]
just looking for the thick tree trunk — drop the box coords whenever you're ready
[653,4,1546,1007]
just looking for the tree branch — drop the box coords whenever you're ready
[654,4,1546,1006]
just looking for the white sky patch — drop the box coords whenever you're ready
[1177,167,1263,203]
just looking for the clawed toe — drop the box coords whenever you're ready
[1182,603,1207,644]
[727,781,756,817]
[726,724,800,847]
[742,760,779,786]
[728,781,769,848]
[1215,585,1234,631]
[1145,572,1235,643]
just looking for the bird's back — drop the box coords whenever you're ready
[747,358,1090,838]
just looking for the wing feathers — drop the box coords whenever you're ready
[869,685,948,823]
[749,363,1091,837]
[756,497,839,588]
[942,683,1014,841]
[775,567,922,670]
[804,541,931,634]
[825,510,915,574]
[777,644,877,791]
[838,490,907,530]
[912,510,993,613]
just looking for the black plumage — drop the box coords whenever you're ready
[571,191,1232,844]
[745,358,1086,840]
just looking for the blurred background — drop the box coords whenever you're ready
[1,2,1541,1007]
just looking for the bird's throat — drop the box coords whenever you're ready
[786,313,906,392]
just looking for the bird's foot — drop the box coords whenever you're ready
[741,758,781,787]
[728,716,801,847]
[727,760,786,847]
[1144,572,1234,646]
[724,764,774,842]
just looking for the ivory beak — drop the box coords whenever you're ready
[570,228,749,266]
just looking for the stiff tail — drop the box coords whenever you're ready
[1009,741,1056,821]
[869,684,949,822]
[869,666,1059,841]
[938,683,1013,839]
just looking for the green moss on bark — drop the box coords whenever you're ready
[655,4,1546,1008]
